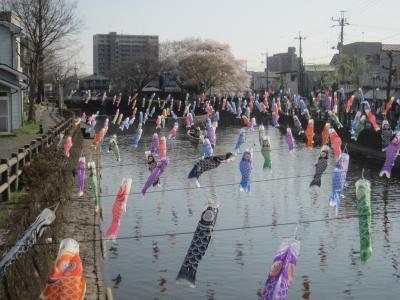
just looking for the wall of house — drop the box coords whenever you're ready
[0,26,12,66]
[10,91,22,130]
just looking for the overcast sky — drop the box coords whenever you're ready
[75,0,400,74]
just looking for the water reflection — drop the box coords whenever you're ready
[382,186,390,243]
[234,242,244,268]
[134,209,143,240]
[319,241,327,270]
[243,204,250,228]
[206,282,216,300]
[301,275,311,300]
[343,284,354,300]
[206,288,216,300]
[171,206,178,226]
[167,233,177,249]
[152,241,160,261]
[158,277,167,293]
[112,273,122,288]
[109,245,119,259]
[101,125,400,299]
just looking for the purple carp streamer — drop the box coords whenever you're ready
[379,132,400,179]
[262,238,300,300]
[285,128,295,151]
[141,159,168,195]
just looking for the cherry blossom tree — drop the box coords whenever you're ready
[161,39,250,95]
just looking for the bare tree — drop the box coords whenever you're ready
[111,45,159,95]
[178,53,234,94]
[8,0,81,120]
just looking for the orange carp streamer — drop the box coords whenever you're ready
[42,238,86,300]
[306,119,314,149]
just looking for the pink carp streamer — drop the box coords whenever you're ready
[168,122,179,139]
[64,136,73,157]
[104,178,133,240]
[158,137,167,160]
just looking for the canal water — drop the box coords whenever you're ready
[99,123,400,300]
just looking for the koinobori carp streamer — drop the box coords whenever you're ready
[176,202,219,288]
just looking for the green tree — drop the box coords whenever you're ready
[335,54,367,85]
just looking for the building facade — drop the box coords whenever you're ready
[304,64,336,94]
[0,11,27,134]
[79,74,110,93]
[93,32,159,76]
[332,42,400,96]
[267,47,300,94]
[267,47,299,73]
[248,71,278,93]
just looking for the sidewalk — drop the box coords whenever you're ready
[61,139,107,299]
[0,106,64,159]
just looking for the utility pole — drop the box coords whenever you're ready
[332,11,350,85]
[385,51,393,101]
[261,51,269,91]
[331,10,349,51]
[295,32,306,95]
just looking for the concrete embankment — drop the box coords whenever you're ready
[61,139,107,300]
[0,126,108,299]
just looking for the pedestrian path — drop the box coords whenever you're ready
[0,106,64,159]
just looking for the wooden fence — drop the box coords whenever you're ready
[0,115,74,202]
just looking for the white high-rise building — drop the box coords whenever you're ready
[93,32,158,76]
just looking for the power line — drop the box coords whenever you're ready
[1,208,399,248]
[98,146,298,169]
[72,172,335,200]
[0,172,337,207]
[350,0,382,17]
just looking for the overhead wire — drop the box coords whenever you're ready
[1,208,399,248]
[0,171,337,207]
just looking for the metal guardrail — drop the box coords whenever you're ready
[0,115,74,202]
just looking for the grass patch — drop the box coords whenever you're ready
[0,189,28,225]
[11,189,27,202]
[0,210,10,224]
[13,121,40,137]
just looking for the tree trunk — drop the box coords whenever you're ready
[27,59,38,121]
[37,53,45,104]
[28,89,35,121]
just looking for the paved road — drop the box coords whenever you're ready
[0,106,64,159]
